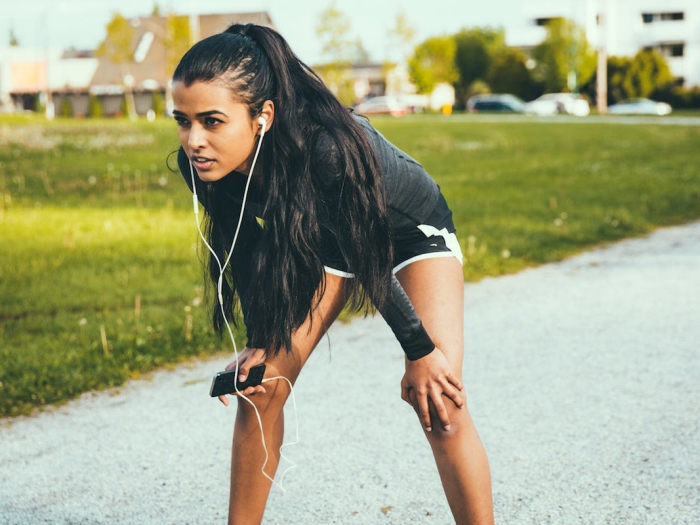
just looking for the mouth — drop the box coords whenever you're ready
[191,155,215,170]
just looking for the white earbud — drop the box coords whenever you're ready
[258,116,267,131]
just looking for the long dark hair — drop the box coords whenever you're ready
[173,23,392,355]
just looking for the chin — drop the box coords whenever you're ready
[197,170,228,183]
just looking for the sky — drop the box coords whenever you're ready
[0,0,531,65]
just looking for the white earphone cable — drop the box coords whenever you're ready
[188,118,298,491]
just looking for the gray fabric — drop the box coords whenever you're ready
[177,115,440,359]
[353,114,441,233]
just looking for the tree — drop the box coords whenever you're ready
[453,27,506,101]
[163,13,192,112]
[316,2,354,65]
[95,13,137,120]
[603,51,672,103]
[315,2,358,105]
[606,55,631,104]
[9,28,19,46]
[387,11,416,64]
[408,35,459,94]
[531,18,596,93]
[622,49,673,99]
[488,48,541,100]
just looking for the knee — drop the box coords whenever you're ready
[235,377,290,421]
[412,398,473,441]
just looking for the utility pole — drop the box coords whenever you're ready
[596,0,608,114]
[43,13,55,119]
[189,0,200,46]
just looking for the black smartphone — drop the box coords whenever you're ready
[209,364,266,397]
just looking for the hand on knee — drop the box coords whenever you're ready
[406,388,467,438]
[401,350,465,432]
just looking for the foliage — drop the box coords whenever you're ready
[531,18,596,93]
[488,48,541,101]
[96,12,137,120]
[453,27,506,102]
[88,95,103,118]
[602,51,673,104]
[623,49,673,99]
[314,2,357,105]
[313,63,356,106]
[387,11,417,64]
[152,91,166,117]
[9,28,19,46]
[653,84,700,109]
[95,13,135,66]
[464,80,491,100]
[164,14,191,77]
[59,97,73,118]
[316,2,353,64]
[605,55,631,104]
[35,93,45,115]
[408,35,459,94]
[1,115,699,417]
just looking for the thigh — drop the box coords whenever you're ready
[395,257,465,376]
[262,272,351,384]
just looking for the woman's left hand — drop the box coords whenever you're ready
[218,346,267,406]
[400,349,464,432]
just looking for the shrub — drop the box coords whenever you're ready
[59,96,73,118]
[152,91,165,117]
[88,95,103,118]
[653,84,700,109]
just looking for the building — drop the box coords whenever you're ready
[506,0,700,87]
[0,46,99,114]
[0,11,274,116]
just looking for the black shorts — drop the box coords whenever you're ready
[323,192,463,278]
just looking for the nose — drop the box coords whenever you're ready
[187,123,206,151]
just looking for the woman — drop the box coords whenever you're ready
[172,23,493,525]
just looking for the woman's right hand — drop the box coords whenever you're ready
[218,346,267,406]
[400,349,464,432]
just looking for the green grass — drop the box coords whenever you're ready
[1,114,699,417]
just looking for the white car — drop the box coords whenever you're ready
[534,93,590,117]
[523,98,559,116]
[608,98,672,116]
[354,96,407,117]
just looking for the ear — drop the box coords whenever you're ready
[257,100,275,135]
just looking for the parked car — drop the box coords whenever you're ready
[354,96,407,117]
[467,94,525,113]
[608,98,672,116]
[523,97,559,116]
[534,93,590,116]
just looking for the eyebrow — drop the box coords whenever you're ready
[172,110,228,118]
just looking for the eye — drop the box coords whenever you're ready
[174,116,190,127]
[204,116,223,127]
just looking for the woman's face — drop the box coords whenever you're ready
[172,80,259,182]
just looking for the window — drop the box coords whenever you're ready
[134,32,155,63]
[659,43,685,57]
[533,17,562,27]
[642,12,684,24]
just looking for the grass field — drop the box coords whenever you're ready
[1,113,698,417]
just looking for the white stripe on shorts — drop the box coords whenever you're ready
[324,266,355,278]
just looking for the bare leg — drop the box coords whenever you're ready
[227,274,349,525]
[396,257,494,525]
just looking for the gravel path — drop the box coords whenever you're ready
[1,222,699,524]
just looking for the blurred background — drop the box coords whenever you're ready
[1,0,698,418]
[1,0,699,117]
